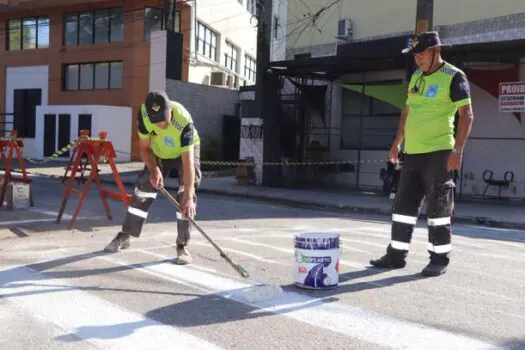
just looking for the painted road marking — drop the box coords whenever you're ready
[99,251,501,350]
[227,238,524,305]
[0,265,223,350]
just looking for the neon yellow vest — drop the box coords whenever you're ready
[138,101,200,159]
[404,62,470,154]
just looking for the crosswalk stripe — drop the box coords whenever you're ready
[105,249,501,350]
[0,265,223,350]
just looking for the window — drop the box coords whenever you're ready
[64,61,123,91]
[247,0,256,16]
[144,7,181,41]
[7,16,49,51]
[244,55,256,82]
[223,41,238,72]
[196,22,217,60]
[64,8,123,46]
[340,85,403,150]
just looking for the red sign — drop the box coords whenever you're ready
[499,82,525,112]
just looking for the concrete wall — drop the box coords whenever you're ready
[166,79,238,155]
[35,105,132,162]
[4,66,49,157]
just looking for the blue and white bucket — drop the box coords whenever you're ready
[293,232,341,290]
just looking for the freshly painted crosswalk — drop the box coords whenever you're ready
[1,216,523,349]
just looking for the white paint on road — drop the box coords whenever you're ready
[0,265,223,350]
[100,251,502,350]
[30,208,72,220]
[191,241,287,266]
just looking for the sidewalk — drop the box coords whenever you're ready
[5,161,525,230]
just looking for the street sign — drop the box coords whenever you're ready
[499,82,525,112]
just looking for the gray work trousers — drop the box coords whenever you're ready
[121,145,201,247]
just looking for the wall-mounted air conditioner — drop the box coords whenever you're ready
[336,18,353,40]
[210,71,226,86]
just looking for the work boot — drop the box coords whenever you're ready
[175,245,192,265]
[421,261,448,277]
[103,232,130,253]
[370,253,406,269]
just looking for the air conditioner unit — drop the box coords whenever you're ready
[337,18,353,39]
[210,71,226,86]
[226,74,235,88]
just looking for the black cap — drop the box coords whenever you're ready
[144,90,171,123]
[402,31,448,54]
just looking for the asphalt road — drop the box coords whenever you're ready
[0,177,524,350]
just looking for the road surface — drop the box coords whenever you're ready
[0,177,523,349]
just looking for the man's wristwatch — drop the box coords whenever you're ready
[452,148,462,155]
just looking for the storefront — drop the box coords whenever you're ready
[267,36,525,200]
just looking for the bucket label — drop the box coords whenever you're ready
[295,251,338,289]
[295,251,331,264]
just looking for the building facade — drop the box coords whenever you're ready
[0,0,194,161]
[265,1,525,200]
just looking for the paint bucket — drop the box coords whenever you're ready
[293,232,341,290]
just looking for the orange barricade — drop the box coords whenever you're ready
[0,130,34,207]
[56,130,132,229]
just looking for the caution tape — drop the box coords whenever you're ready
[198,159,388,166]
[19,141,78,165]
[110,150,390,167]
[9,134,111,165]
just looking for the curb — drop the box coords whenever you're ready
[100,178,525,231]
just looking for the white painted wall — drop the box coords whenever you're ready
[460,81,525,199]
[149,30,167,92]
[35,105,132,162]
[187,0,257,87]
[4,66,49,156]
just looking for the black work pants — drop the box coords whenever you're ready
[121,145,201,247]
[387,150,455,265]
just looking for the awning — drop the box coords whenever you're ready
[269,36,525,80]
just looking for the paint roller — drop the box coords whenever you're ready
[158,185,283,303]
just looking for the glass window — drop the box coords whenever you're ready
[340,85,403,150]
[144,7,163,41]
[65,65,79,90]
[110,62,123,89]
[196,22,217,60]
[224,41,238,72]
[7,16,49,50]
[94,62,109,89]
[79,12,93,44]
[64,61,122,91]
[65,13,78,46]
[174,11,180,32]
[22,18,37,49]
[37,17,49,48]
[94,9,109,44]
[110,8,123,42]
[79,64,94,90]
[244,55,256,82]
[7,19,21,51]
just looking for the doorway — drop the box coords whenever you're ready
[42,113,79,158]
[13,89,41,138]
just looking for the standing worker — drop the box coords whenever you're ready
[104,90,201,265]
[370,32,474,276]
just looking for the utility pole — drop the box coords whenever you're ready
[254,0,278,185]
[406,0,434,81]
[255,0,272,117]
[415,0,433,34]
